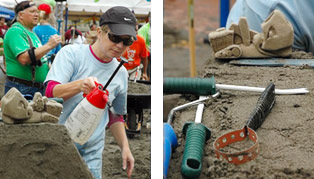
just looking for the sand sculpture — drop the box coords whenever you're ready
[1,88,63,124]
[209,10,294,59]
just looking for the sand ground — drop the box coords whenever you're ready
[165,54,314,178]
[164,0,314,178]
[102,110,151,179]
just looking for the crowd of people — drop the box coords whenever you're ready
[1,2,151,95]
[0,1,151,179]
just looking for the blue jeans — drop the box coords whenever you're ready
[5,79,44,100]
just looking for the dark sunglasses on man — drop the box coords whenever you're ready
[108,33,134,46]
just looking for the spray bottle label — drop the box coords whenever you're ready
[65,98,104,145]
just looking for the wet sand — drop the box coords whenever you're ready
[164,1,314,177]
[164,46,314,178]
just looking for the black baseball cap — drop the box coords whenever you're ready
[99,6,137,40]
[11,1,36,24]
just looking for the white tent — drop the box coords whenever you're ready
[0,0,23,9]
[0,0,151,15]
[0,0,150,32]
[67,0,151,15]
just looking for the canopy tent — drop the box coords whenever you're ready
[0,6,14,21]
[66,0,151,15]
[0,0,151,14]
[0,0,22,9]
[63,0,151,31]
[64,0,151,24]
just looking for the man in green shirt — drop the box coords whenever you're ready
[4,1,61,98]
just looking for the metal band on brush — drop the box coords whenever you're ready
[213,83,275,165]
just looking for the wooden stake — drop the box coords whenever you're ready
[188,0,196,77]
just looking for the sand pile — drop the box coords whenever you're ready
[128,81,151,94]
[166,56,314,178]
[0,123,93,179]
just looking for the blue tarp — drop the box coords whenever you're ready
[0,6,14,21]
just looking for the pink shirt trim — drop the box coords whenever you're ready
[45,80,60,98]
[89,45,113,63]
[108,110,124,128]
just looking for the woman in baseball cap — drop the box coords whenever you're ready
[99,6,137,40]
[44,6,137,179]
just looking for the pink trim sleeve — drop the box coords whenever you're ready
[45,80,61,98]
[107,110,124,128]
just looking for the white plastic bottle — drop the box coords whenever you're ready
[65,84,108,145]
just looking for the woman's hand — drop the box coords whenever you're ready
[122,147,135,178]
[79,77,99,95]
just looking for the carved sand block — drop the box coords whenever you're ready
[260,9,294,51]
[209,29,234,52]
[1,88,63,124]
[209,10,294,59]
[28,111,59,123]
[214,44,242,58]
[238,17,250,46]
[1,88,33,123]
[46,100,63,117]
[30,92,46,112]
[229,23,258,45]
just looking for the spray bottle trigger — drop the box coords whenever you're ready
[82,81,104,97]
[94,81,104,89]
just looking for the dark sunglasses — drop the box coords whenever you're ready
[108,33,134,46]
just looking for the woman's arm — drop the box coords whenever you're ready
[48,77,98,101]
